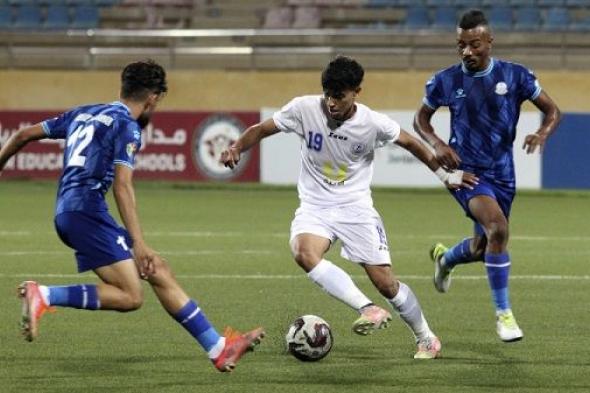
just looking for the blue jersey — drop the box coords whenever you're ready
[42,101,141,215]
[423,58,542,185]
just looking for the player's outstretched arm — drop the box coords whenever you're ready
[413,104,461,170]
[395,130,478,190]
[113,164,158,278]
[220,118,280,169]
[0,124,46,172]
[523,91,562,154]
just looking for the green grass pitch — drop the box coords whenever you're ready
[1,181,589,393]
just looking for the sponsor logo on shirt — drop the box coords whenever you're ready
[328,131,348,141]
[495,82,508,95]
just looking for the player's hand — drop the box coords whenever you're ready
[522,132,548,154]
[434,142,461,170]
[444,170,479,190]
[133,242,158,279]
[219,146,241,169]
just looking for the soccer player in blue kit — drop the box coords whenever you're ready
[0,60,263,372]
[413,10,561,342]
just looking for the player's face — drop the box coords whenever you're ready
[137,93,164,129]
[456,25,493,72]
[323,88,359,121]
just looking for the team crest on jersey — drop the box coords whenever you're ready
[126,142,137,157]
[495,82,508,95]
[455,88,466,98]
[350,142,367,156]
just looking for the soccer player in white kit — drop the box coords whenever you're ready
[221,56,478,359]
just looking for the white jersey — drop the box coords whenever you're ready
[273,95,401,208]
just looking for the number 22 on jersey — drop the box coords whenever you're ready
[66,124,95,167]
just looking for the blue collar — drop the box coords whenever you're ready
[461,58,494,77]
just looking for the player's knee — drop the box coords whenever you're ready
[486,220,509,246]
[292,249,320,271]
[120,288,144,311]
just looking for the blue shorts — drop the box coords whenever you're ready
[54,211,133,273]
[449,178,515,236]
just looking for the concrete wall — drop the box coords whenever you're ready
[2,69,590,112]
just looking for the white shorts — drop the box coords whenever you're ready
[290,204,391,265]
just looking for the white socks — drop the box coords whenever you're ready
[307,259,372,311]
[207,337,226,359]
[388,282,434,341]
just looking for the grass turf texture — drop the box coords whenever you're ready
[0,181,589,393]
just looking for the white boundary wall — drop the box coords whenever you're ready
[260,108,541,189]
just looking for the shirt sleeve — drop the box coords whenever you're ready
[113,121,141,169]
[272,97,305,137]
[518,66,542,102]
[41,111,75,139]
[423,72,447,110]
[375,112,401,148]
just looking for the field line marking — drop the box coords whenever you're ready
[2,230,589,242]
[0,273,587,280]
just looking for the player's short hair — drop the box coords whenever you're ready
[458,9,488,30]
[321,55,364,93]
[120,59,168,101]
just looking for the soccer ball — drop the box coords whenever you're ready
[285,315,333,361]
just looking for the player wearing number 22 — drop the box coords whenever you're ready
[0,60,263,372]
[221,55,478,359]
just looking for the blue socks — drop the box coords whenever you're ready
[443,238,477,268]
[485,252,511,311]
[172,300,222,353]
[47,285,100,310]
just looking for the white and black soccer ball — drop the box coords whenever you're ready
[285,315,333,361]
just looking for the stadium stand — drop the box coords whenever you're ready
[0,0,590,70]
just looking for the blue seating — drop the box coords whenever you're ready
[0,5,12,29]
[537,0,565,6]
[9,0,38,5]
[565,0,590,7]
[426,0,454,6]
[405,7,430,29]
[570,16,590,31]
[454,0,482,7]
[67,0,94,5]
[13,5,42,29]
[45,5,70,29]
[509,0,536,6]
[482,0,510,6]
[544,7,570,31]
[71,4,99,28]
[488,6,513,30]
[514,7,541,30]
[431,6,456,30]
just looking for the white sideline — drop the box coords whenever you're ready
[0,273,587,280]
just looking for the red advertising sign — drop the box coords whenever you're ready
[0,110,260,182]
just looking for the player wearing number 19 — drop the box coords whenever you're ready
[221,55,478,359]
[0,60,263,372]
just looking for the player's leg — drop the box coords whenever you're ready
[18,212,141,341]
[291,233,374,311]
[430,182,492,293]
[363,265,441,359]
[468,195,523,342]
[145,256,263,372]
